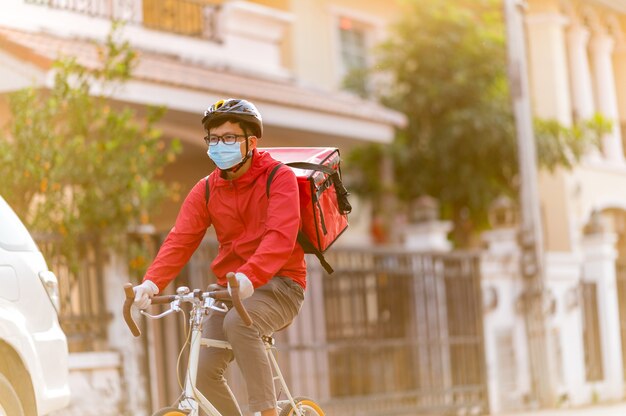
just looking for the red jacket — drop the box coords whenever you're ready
[144,149,306,291]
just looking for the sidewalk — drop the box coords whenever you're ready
[499,401,626,416]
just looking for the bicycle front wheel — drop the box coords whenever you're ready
[279,396,324,416]
[152,407,189,416]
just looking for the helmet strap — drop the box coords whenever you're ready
[222,125,252,174]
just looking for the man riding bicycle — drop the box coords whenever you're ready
[132,98,306,416]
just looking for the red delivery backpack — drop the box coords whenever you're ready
[204,147,351,274]
[263,148,352,274]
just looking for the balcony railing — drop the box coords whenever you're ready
[25,0,222,41]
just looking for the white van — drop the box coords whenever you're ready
[0,196,70,415]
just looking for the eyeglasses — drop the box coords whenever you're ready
[204,134,248,146]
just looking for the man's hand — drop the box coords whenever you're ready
[227,272,254,300]
[133,280,159,309]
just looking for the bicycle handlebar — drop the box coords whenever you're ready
[226,272,253,328]
[123,283,141,337]
[122,274,253,338]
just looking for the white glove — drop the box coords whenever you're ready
[227,272,254,300]
[133,280,159,310]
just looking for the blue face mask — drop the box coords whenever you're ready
[208,142,244,170]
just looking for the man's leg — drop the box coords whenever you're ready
[196,307,243,416]
[223,277,304,414]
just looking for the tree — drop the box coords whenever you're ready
[346,0,606,246]
[0,24,181,272]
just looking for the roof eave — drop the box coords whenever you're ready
[593,0,626,13]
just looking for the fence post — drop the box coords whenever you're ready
[481,223,529,413]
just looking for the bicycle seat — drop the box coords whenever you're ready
[262,335,276,346]
[262,321,293,347]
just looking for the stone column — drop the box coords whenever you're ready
[525,11,572,124]
[566,24,595,120]
[613,42,626,137]
[590,31,625,163]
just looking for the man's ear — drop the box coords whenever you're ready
[248,136,258,150]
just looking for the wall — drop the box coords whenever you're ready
[527,0,626,253]
[289,0,400,91]
[480,223,626,414]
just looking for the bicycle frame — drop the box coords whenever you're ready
[127,283,304,416]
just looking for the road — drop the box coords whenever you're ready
[499,401,626,416]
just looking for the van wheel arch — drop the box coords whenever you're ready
[0,341,38,415]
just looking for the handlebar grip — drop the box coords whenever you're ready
[151,295,177,304]
[210,289,231,300]
[227,273,253,327]
[123,283,141,337]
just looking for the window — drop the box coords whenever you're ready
[338,17,370,97]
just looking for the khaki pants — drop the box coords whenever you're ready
[197,276,305,415]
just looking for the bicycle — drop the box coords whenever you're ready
[122,273,324,416]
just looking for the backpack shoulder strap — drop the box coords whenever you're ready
[296,231,334,274]
[266,163,284,198]
[205,175,210,206]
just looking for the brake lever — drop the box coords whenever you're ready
[209,303,228,313]
[140,303,180,319]
[203,295,228,313]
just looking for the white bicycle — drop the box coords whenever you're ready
[123,274,324,416]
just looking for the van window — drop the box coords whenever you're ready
[0,196,38,251]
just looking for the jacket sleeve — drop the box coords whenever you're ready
[237,167,300,287]
[143,177,211,292]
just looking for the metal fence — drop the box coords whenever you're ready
[300,248,488,416]
[33,230,488,414]
[34,234,110,352]
[148,239,489,415]
[25,0,222,40]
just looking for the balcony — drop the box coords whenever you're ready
[25,0,222,40]
[19,0,292,79]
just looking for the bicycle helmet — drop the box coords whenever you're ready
[202,98,263,137]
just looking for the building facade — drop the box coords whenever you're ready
[480,0,626,413]
[6,0,626,415]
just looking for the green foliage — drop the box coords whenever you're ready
[347,0,603,246]
[342,67,370,99]
[345,143,386,199]
[535,114,611,172]
[0,23,181,272]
